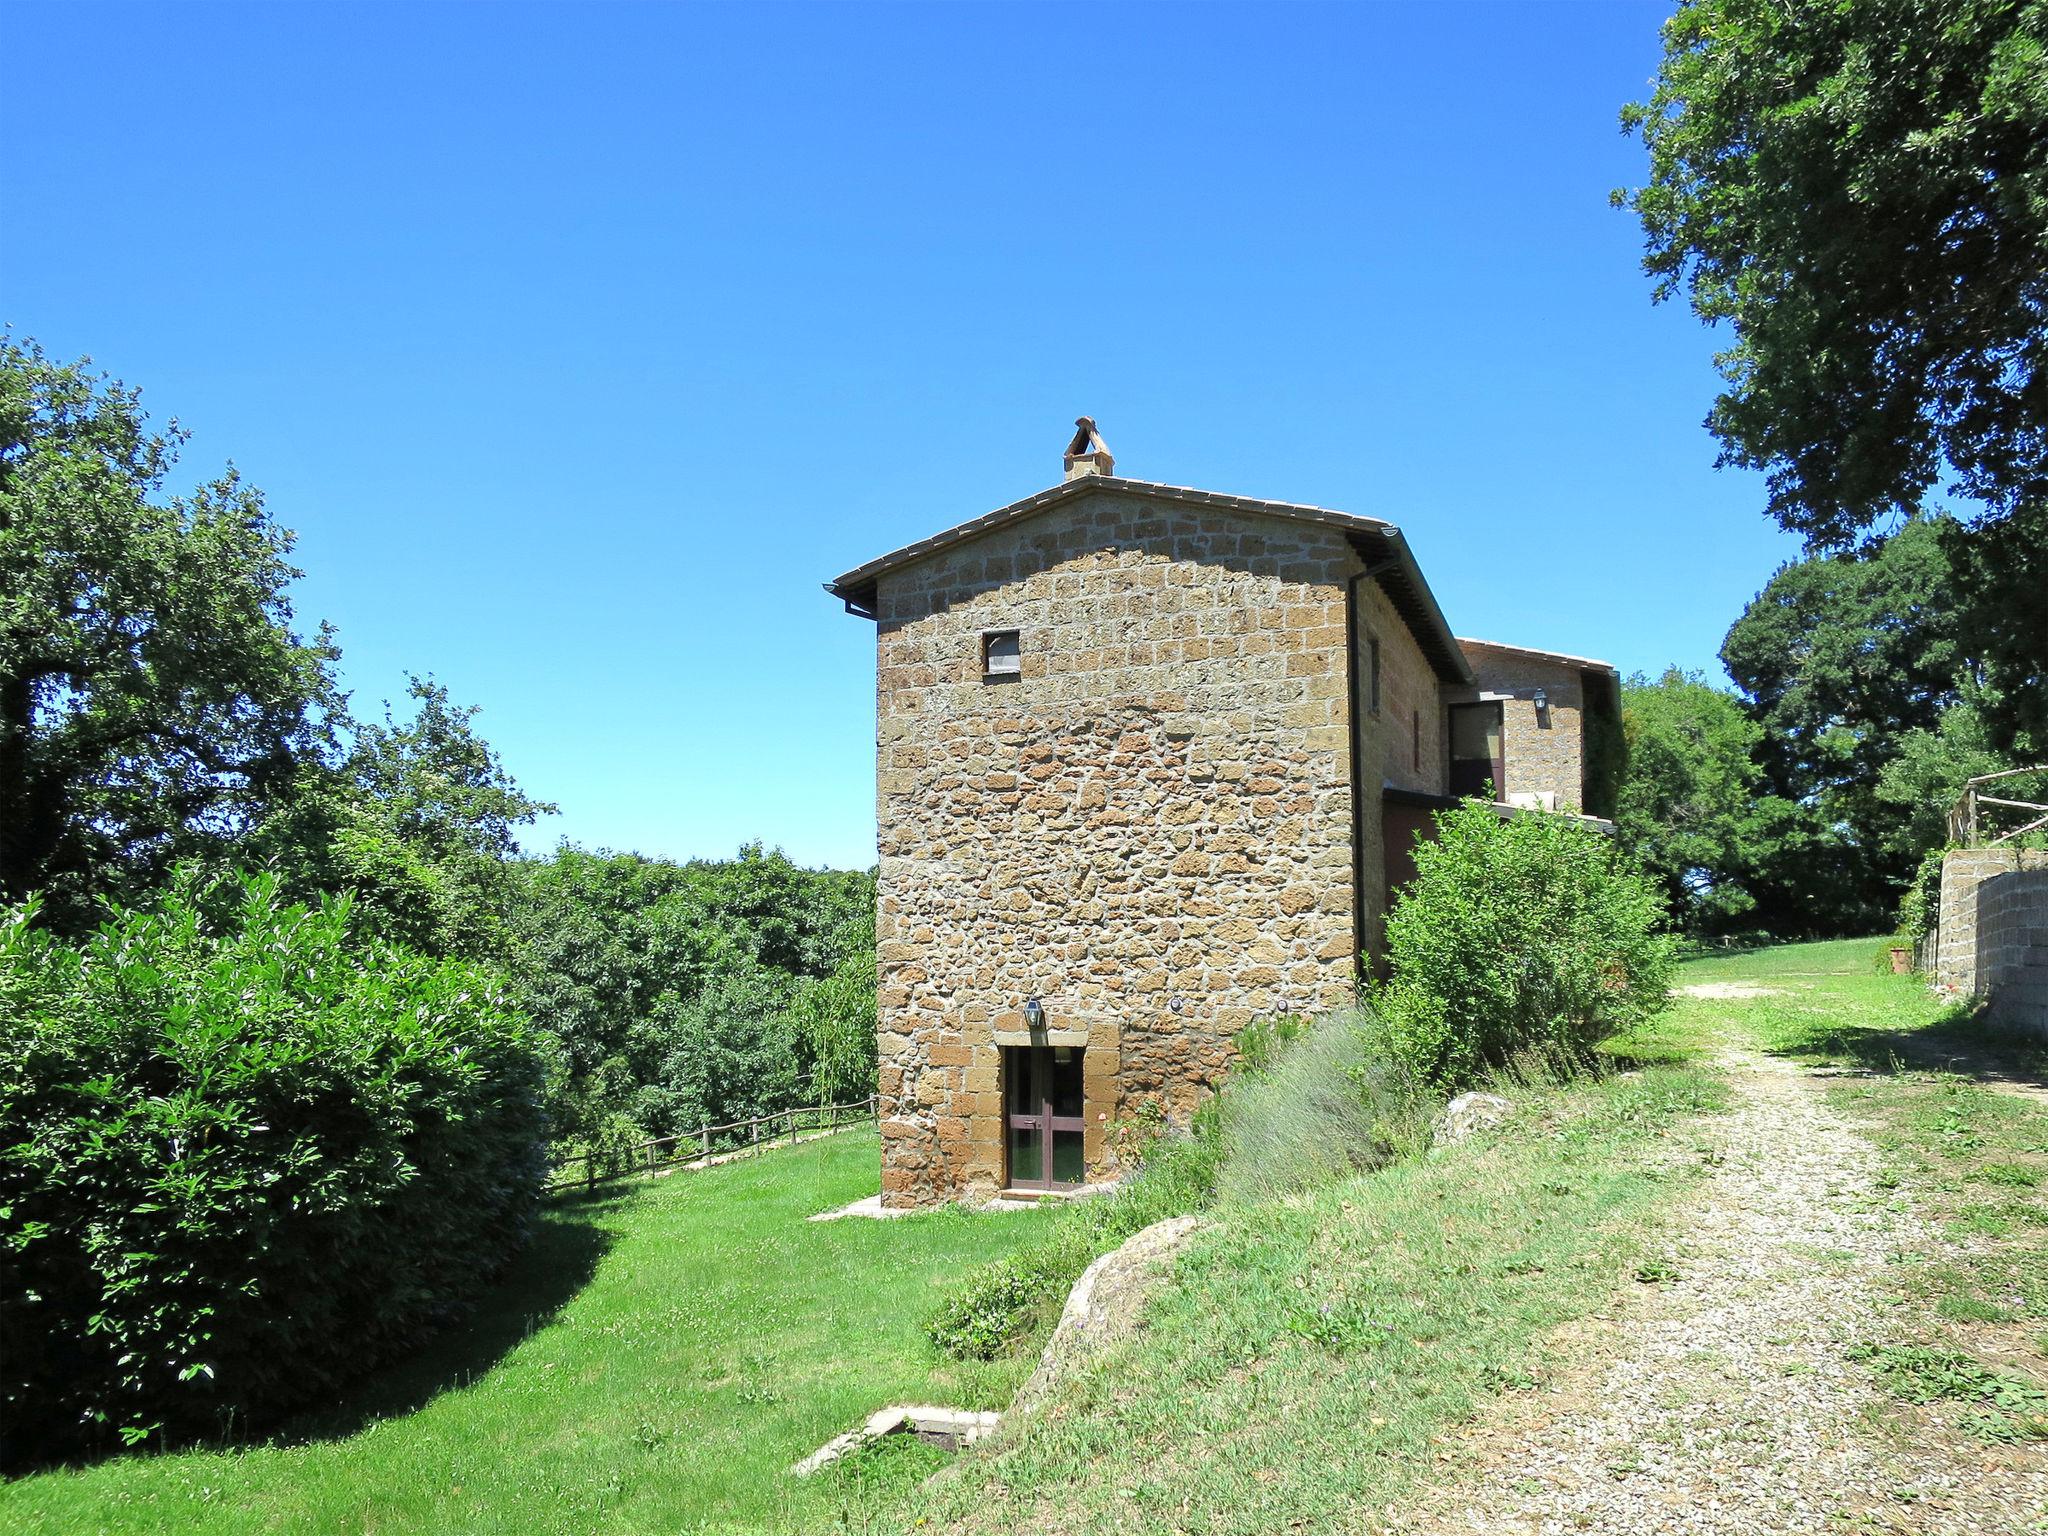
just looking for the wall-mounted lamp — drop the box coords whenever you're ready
[1023,996,1044,1030]
[1532,688,1548,712]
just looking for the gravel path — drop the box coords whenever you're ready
[1390,1051,2048,1535]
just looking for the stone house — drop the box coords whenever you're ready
[827,422,1620,1208]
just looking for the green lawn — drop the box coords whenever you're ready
[1652,937,2048,1443]
[908,1062,1731,1535]
[2,1129,1056,1536]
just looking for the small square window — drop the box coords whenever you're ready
[982,629,1021,678]
[1369,637,1382,716]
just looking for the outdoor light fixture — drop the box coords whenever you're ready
[1023,996,1044,1030]
[1532,688,1548,712]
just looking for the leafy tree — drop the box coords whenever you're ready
[0,338,338,928]
[1872,683,2017,860]
[1620,0,2047,746]
[261,677,554,958]
[1718,518,1980,920]
[0,872,545,1462]
[503,845,875,1145]
[784,914,879,1106]
[1616,668,1781,931]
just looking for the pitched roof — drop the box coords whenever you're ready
[825,474,1473,684]
[1456,636,1619,676]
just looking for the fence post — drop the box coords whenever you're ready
[751,1117,760,1157]
[701,1123,710,1163]
[586,1155,594,1194]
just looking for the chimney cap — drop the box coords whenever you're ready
[1063,416,1115,480]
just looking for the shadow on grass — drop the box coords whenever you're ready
[265,1190,631,1448]
[1764,1002,2048,1094]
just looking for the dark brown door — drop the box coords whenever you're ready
[1004,1045,1085,1190]
[1449,701,1504,800]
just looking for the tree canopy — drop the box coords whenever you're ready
[1622,0,2047,749]
[0,337,339,927]
[1615,668,1782,932]
[1620,0,2047,546]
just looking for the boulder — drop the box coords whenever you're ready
[1433,1091,1513,1145]
[1011,1214,1206,1417]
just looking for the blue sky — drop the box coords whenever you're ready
[2,1,1804,871]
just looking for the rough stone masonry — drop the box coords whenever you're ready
[829,428,1612,1207]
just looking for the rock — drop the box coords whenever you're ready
[1011,1214,1206,1417]
[1433,1091,1514,1144]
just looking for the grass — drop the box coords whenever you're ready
[1630,935,2048,1446]
[0,1129,1058,1536]
[905,1062,1730,1535]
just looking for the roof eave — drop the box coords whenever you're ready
[823,473,1473,684]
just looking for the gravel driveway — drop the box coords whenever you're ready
[1388,1052,2048,1535]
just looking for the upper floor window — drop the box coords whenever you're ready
[982,629,1021,679]
[1450,701,1504,799]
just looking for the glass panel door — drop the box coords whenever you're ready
[1004,1045,1086,1191]
[1048,1048,1085,1187]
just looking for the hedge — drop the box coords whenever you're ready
[0,873,547,1465]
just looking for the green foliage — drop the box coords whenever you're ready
[260,677,556,961]
[0,337,340,931]
[1716,519,2008,930]
[503,844,875,1146]
[1615,667,1786,932]
[1619,1,2046,544]
[1874,695,2022,860]
[784,915,879,1106]
[1376,801,1675,1088]
[1620,1,2047,747]
[0,872,546,1464]
[1895,847,1948,946]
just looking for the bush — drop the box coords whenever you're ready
[1375,801,1675,1088]
[926,1115,1225,1362]
[0,873,547,1464]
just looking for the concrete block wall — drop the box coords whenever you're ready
[1934,848,2048,1038]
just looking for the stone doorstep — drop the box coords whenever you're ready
[789,1405,1003,1477]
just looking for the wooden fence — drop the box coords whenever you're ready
[546,1095,879,1196]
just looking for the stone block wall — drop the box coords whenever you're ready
[1456,642,1596,811]
[1936,848,2048,1037]
[870,491,1369,1206]
[1352,579,1447,963]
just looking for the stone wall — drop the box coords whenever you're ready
[870,490,1385,1206]
[1352,579,1449,965]
[1456,642,1596,811]
[1936,848,2048,1036]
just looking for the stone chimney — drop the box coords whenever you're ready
[1063,417,1115,480]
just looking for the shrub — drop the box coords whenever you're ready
[1375,800,1675,1088]
[926,1113,1225,1362]
[0,873,547,1464]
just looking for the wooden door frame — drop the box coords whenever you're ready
[1003,1045,1085,1191]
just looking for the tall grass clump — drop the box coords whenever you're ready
[1215,1012,1430,1207]
[0,873,547,1467]
[1376,799,1676,1088]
